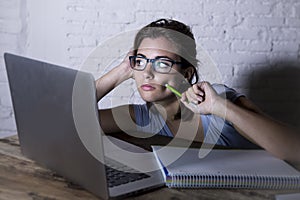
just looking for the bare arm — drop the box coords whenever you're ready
[96,51,136,133]
[96,52,133,101]
[222,98,300,164]
[182,82,300,165]
[99,106,136,134]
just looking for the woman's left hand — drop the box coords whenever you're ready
[181,82,224,115]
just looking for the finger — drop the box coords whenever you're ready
[189,86,204,102]
[192,84,204,96]
[198,81,212,91]
[197,95,204,102]
[181,92,187,102]
[186,88,199,104]
[181,97,201,114]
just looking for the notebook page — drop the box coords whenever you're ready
[276,193,300,200]
[152,146,300,176]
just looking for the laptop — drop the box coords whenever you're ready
[4,53,164,199]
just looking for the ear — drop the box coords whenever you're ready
[183,66,195,83]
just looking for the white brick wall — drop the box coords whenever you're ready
[0,0,26,137]
[1,0,300,137]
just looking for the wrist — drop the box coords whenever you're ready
[108,64,130,86]
[95,63,132,101]
[210,97,227,118]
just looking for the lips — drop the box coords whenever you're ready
[141,84,156,91]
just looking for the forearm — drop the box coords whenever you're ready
[96,63,131,102]
[216,99,300,164]
[182,82,300,164]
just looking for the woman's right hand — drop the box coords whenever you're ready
[95,49,135,101]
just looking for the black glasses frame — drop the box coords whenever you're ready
[129,55,182,74]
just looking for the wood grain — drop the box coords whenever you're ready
[0,135,299,200]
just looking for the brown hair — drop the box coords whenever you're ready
[133,18,199,84]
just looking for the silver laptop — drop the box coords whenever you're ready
[4,53,164,199]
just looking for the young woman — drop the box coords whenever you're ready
[96,19,300,165]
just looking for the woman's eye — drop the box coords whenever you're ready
[136,59,145,66]
[157,61,170,68]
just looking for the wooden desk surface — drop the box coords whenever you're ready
[0,134,300,200]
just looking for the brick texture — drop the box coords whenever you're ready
[1,0,300,137]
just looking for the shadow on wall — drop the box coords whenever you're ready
[246,61,300,129]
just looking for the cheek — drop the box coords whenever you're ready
[133,69,186,88]
[166,70,189,92]
[133,71,143,84]
[165,70,186,85]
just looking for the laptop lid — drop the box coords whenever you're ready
[4,53,164,199]
[4,53,109,199]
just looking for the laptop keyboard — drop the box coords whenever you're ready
[105,158,150,188]
[105,166,150,187]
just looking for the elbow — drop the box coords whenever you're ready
[278,146,300,170]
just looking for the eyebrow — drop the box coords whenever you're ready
[136,53,175,60]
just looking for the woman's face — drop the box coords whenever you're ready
[134,37,186,103]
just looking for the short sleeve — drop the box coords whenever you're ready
[212,84,245,103]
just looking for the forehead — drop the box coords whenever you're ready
[137,37,180,58]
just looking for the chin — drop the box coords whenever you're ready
[139,92,161,103]
[137,87,169,102]
[140,95,158,102]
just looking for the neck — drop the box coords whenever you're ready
[150,97,182,121]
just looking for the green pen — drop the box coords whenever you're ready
[165,83,198,105]
[165,84,182,98]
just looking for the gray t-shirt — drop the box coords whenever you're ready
[133,84,258,149]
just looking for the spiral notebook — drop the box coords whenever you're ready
[151,146,300,189]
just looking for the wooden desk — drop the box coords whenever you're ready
[1,134,300,200]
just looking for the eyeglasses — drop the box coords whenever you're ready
[129,55,182,74]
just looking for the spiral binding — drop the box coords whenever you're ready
[166,173,300,189]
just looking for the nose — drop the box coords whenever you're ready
[143,62,154,79]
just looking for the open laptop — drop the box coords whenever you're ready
[4,53,164,199]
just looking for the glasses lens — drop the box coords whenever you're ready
[129,56,174,73]
[130,56,146,71]
[154,59,172,73]
[135,57,146,69]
